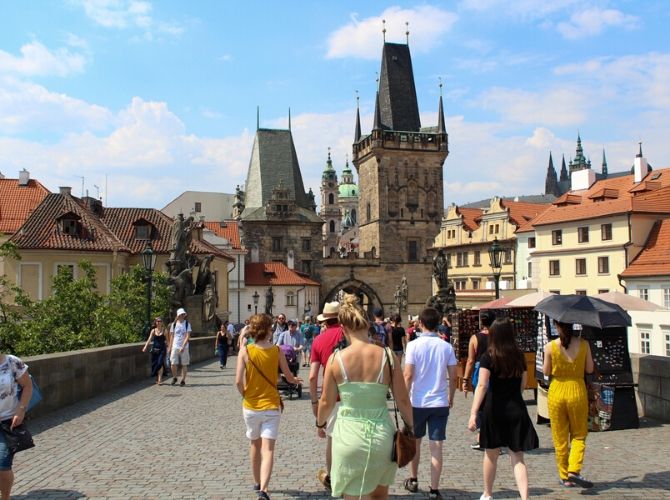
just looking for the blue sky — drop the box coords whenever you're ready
[0,1,668,209]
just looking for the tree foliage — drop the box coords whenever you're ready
[0,260,170,356]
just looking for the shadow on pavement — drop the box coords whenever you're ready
[580,470,670,496]
[14,489,85,499]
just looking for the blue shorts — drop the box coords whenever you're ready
[0,427,14,470]
[412,406,449,441]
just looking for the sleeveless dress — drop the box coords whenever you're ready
[330,348,397,497]
[150,333,167,376]
[547,339,589,480]
[479,352,539,452]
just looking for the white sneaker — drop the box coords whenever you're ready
[479,495,493,500]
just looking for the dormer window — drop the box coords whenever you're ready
[135,224,152,240]
[57,212,82,237]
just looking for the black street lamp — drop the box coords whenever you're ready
[141,241,156,339]
[488,237,504,299]
[252,291,260,314]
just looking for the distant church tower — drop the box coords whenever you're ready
[353,42,448,263]
[320,149,341,257]
[338,156,359,230]
[544,152,561,197]
[569,133,591,174]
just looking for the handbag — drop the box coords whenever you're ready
[384,348,416,467]
[247,348,284,412]
[0,420,35,454]
[17,375,42,413]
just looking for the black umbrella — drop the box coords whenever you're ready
[534,294,631,329]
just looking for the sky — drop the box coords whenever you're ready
[0,1,669,210]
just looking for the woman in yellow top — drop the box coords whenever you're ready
[236,314,302,500]
[543,321,595,489]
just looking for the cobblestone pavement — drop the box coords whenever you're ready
[13,355,670,499]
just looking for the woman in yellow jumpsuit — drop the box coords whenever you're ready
[543,321,595,488]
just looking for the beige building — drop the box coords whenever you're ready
[6,188,234,323]
[162,191,235,221]
[433,197,549,308]
[528,153,670,296]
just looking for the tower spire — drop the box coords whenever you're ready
[545,151,560,197]
[602,148,608,176]
[354,91,361,142]
[288,107,291,130]
[382,19,386,43]
[256,105,259,130]
[560,154,568,182]
[437,78,446,134]
[372,91,382,131]
[406,21,410,45]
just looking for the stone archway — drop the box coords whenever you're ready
[321,278,384,318]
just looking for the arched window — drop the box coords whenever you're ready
[328,193,334,205]
[329,220,335,233]
[351,209,357,224]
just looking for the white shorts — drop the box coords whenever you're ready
[325,403,339,437]
[243,409,281,440]
[170,347,190,366]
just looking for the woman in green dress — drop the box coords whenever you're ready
[317,294,413,499]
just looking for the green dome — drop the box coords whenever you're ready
[338,184,358,198]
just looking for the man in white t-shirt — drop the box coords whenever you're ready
[169,307,192,386]
[403,307,458,500]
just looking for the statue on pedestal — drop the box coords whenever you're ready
[265,286,274,315]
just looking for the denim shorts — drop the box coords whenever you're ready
[412,406,450,441]
[0,427,13,470]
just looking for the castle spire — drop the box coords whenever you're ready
[560,154,569,182]
[602,148,608,176]
[354,91,361,142]
[437,78,446,134]
[372,91,382,131]
[545,151,560,197]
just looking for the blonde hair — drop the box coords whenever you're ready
[248,314,272,341]
[338,294,369,332]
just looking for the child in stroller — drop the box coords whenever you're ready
[277,344,302,399]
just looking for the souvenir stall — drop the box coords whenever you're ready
[534,295,639,431]
[451,307,539,391]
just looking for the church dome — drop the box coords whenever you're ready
[338,183,358,198]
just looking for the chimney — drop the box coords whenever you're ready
[634,144,647,183]
[59,186,72,196]
[18,169,30,186]
[83,196,104,217]
[571,168,596,191]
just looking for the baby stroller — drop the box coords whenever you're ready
[277,344,302,399]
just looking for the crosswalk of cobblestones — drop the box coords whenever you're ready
[12,356,670,499]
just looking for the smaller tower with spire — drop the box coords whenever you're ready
[319,148,342,258]
[601,149,608,177]
[544,152,561,197]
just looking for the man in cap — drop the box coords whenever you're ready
[169,307,192,386]
[276,319,305,353]
[309,301,344,491]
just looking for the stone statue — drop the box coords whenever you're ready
[195,254,214,295]
[265,286,274,315]
[432,249,449,289]
[203,272,217,322]
[170,213,195,266]
[168,267,194,318]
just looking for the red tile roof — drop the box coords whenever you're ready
[532,168,670,226]
[0,178,50,234]
[245,262,319,286]
[621,219,670,278]
[457,207,483,231]
[501,200,550,228]
[10,194,232,260]
[203,221,242,249]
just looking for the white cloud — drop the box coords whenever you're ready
[0,41,87,77]
[0,77,111,134]
[475,86,587,126]
[327,5,457,59]
[556,8,639,39]
[72,0,183,38]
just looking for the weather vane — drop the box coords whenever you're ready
[382,19,386,42]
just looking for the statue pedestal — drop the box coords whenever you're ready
[184,295,204,335]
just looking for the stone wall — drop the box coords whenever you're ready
[631,353,670,422]
[23,337,216,418]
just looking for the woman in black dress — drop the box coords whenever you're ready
[467,318,538,500]
[142,318,168,385]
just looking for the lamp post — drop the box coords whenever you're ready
[488,237,503,299]
[141,241,156,339]
[252,291,260,314]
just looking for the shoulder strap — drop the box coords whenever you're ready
[384,347,400,431]
[336,350,349,383]
[377,347,389,383]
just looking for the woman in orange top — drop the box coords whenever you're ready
[236,314,302,500]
